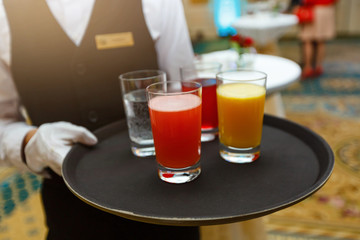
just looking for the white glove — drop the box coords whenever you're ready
[25,122,98,176]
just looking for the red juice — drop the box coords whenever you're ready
[182,78,218,130]
[148,94,202,169]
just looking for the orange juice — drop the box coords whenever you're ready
[217,83,266,148]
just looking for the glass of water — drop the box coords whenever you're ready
[120,70,166,157]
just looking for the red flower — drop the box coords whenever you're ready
[230,34,242,43]
[243,37,254,47]
[229,34,254,48]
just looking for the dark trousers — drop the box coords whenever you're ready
[41,171,199,240]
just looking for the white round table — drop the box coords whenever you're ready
[199,50,301,95]
[232,13,298,46]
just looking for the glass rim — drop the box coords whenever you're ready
[216,69,267,82]
[146,80,202,96]
[181,61,222,72]
[119,69,166,81]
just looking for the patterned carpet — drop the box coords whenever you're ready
[0,38,359,239]
[0,169,45,239]
[265,38,360,240]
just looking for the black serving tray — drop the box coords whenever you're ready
[62,114,334,226]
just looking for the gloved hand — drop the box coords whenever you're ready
[24,122,98,176]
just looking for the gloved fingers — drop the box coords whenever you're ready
[56,144,72,160]
[49,148,65,176]
[48,160,63,176]
[71,128,98,146]
[24,122,97,175]
[55,122,98,146]
[39,142,71,176]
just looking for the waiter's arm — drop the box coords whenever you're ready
[0,59,37,170]
[143,0,194,80]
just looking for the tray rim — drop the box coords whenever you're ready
[62,114,334,226]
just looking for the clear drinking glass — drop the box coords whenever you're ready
[120,70,166,157]
[216,69,267,163]
[180,61,222,142]
[146,81,202,184]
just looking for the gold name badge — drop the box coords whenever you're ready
[95,32,134,50]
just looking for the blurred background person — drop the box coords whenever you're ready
[294,0,338,79]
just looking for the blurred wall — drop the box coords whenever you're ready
[182,0,218,41]
[182,0,360,41]
[335,0,360,36]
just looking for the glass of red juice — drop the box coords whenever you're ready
[146,81,202,184]
[180,61,222,142]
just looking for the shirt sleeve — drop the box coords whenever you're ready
[0,60,36,171]
[142,0,195,81]
[0,2,36,171]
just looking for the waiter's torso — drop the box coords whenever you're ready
[4,0,158,131]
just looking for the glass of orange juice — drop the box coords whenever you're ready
[216,70,267,163]
[146,81,202,184]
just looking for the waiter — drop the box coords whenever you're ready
[0,0,198,239]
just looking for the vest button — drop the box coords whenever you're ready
[76,63,87,75]
[88,111,99,123]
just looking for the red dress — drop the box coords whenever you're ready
[299,0,337,41]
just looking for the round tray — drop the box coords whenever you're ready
[62,114,334,226]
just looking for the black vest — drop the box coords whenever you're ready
[4,0,158,131]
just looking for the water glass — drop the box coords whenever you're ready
[120,70,166,157]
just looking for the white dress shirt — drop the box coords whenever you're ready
[0,0,194,170]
